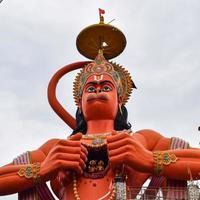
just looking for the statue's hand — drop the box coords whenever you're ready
[40,133,88,182]
[107,131,153,173]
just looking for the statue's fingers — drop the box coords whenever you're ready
[108,145,133,157]
[107,137,134,150]
[62,153,86,170]
[107,131,129,143]
[60,160,83,174]
[58,139,81,147]
[79,157,86,170]
[69,132,82,141]
[55,153,85,172]
[54,152,80,162]
[81,144,88,156]
[80,151,88,163]
[109,154,126,166]
[54,145,81,154]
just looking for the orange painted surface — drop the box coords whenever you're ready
[1,69,200,199]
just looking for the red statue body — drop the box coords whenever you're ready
[0,12,200,200]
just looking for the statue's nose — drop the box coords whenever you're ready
[96,88,102,93]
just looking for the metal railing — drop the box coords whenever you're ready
[126,184,200,200]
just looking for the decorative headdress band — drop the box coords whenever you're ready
[73,50,136,106]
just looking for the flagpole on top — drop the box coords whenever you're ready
[99,8,105,23]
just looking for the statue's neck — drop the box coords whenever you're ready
[86,120,114,135]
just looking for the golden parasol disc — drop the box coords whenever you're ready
[76,15,126,60]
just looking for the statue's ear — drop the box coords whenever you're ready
[118,96,123,105]
[78,101,82,111]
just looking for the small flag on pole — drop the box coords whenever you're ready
[99,8,105,17]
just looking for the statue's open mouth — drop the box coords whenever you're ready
[82,144,109,179]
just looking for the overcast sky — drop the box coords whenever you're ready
[0,0,200,199]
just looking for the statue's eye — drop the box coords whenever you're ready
[102,85,112,92]
[87,86,96,93]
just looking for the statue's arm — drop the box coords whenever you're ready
[150,132,200,180]
[0,139,57,195]
[0,133,88,196]
[0,151,46,195]
[107,130,200,181]
[154,148,200,180]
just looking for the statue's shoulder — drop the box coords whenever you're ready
[134,129,169,150]
[38,138,60,156]
[29,138,59,163]
[135,129,163,139]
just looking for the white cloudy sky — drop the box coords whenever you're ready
[0,0,200,199]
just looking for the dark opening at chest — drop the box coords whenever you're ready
[82,144,109,179]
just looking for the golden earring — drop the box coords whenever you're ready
[78,107,82,114]
[119,105,122,115]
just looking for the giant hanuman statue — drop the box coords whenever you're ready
[0,10,200,200]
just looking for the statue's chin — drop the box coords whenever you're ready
[83,107,117,121]
[82,99,118,121]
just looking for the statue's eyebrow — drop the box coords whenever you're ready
[85,80,115,87]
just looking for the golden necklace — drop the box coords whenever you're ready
[81,132,111,147]
[72,173,116,200]
[82,132,111,139]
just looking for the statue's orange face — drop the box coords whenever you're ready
[80,74,119,121]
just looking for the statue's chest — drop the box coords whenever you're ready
[61,170,114,200]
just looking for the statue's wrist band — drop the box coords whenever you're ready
[17,162,41,185]
[153,151,178,176]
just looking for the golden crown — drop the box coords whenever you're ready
[73,50,136,106]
